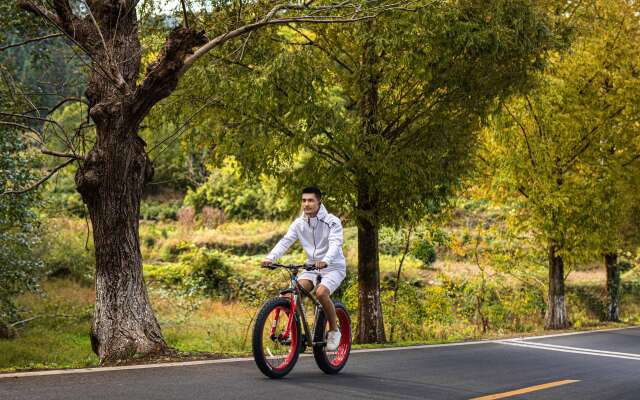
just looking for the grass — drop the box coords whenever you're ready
[0,280,98,372]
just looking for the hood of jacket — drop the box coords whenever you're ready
[301,203,329,224]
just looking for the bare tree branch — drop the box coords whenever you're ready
[2,158,75,195]
[149,94,223,157]
[504,103,537,171]
[563,106,626,170]
[18,0,128,91]
[17,0,62,25]
[179,6,387,75]
[84,3,128,91]
[47,96,87,115]
[0,118,83,159]
[41,147,83,159]
[0,33,64,52]
[180,0,190,29]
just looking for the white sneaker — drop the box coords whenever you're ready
[326,329,341,351]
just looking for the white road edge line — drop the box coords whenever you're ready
[504,339,640,358]
[509,325,639,341]
[1,325,637,379]
[498,341,640,361]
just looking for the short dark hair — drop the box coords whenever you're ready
[302,186,322,199]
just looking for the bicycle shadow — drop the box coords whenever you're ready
[258,370,477,399]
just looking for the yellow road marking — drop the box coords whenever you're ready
[470,380,580,400]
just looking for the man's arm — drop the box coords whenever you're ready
[264,221,298,263]
[320,218,343,266]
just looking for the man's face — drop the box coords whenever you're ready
[301,193,320,216]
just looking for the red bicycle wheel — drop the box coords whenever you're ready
[252,297,301,378]
[313,301,351,374]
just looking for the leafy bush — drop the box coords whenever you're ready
[412,240,437,267]
[0,127,43,335]
[140,200,181,221]
[182,248,233,296]
[145,247,233,298]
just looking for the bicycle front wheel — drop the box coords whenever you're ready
[313,301,351,374]
[252,297,301,378]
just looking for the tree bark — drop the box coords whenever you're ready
[355,206,386,343]
[78,126,167,363]
[544,241,571,329]
[604,252,621,322]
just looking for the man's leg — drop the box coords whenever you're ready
[297,278,314,294]
[316,285,338,331]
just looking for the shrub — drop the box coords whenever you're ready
[0,128,43,334]
[379,227,405,256]
[412,240,437,267]
[145,248,234,298]
[181,248,233,297]
[200,206,225,228]
[140,200,181,221]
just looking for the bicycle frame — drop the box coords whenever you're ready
[275,268,324,348]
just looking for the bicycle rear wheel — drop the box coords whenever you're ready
[312,301,351,374]
[252,297,301,378]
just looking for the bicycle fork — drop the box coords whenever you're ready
[270,294,297,343]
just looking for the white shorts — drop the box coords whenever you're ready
[297,268,346,295]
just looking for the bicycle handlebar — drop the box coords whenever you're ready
[262,262,318,271]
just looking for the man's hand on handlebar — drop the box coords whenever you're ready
[260,261,320,271]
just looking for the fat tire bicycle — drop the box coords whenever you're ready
[252,263,352,379]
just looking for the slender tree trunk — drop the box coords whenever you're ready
[604,252,621,322]
[544,241,571,329]
[356,209,386,343]
[354,20,385,344]
[0,321,15,339]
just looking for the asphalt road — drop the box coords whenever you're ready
[2,327,639,400]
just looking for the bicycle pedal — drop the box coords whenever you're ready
[312,341,327,346]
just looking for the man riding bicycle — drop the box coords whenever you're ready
[261,186,346,351]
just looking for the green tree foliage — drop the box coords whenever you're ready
[0,115,42,338]
[0,2,84,111]
[183,158,293,220]
[179,0,561,342]
[480,0,640,328]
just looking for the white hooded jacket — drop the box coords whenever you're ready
[266,204,346,272]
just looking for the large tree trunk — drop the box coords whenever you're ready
[356,211,386,343]
[40,2,207,364]
[77,124,167,363]
[604,252,621,322]
[544,241,571,329]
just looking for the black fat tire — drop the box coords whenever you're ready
[252,297,301,379]
[312,301,351,374]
